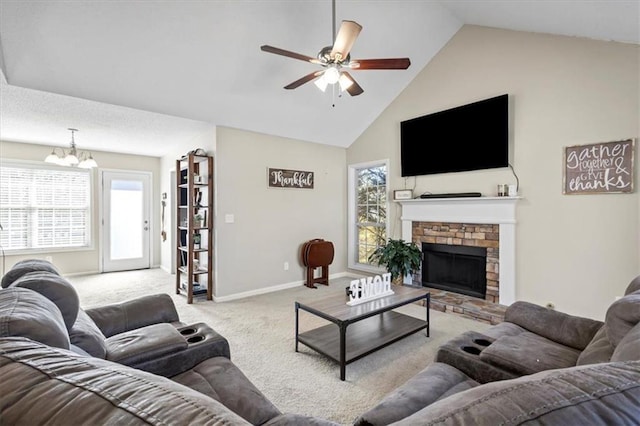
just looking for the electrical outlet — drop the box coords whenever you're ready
[284,262,289,271]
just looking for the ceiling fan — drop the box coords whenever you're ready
[260,0,410,96]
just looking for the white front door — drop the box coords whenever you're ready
[102,170,151,272]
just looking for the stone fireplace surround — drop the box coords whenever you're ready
[399,197,519,307]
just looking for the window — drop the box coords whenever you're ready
[348,160,388,271]
[0,161,92,252]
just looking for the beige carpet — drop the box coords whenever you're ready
[70,269,489,425]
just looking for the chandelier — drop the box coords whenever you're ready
[44,128,98,169]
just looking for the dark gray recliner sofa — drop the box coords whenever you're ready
[355,276,640,425]
[0,259,337,425]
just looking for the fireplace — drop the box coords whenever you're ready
[422,243,487,299]
[399,197,519,305]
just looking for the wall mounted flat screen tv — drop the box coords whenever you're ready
[400,94,509,177]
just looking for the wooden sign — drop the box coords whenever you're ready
[563,139,635,194]
[268,168,314,189]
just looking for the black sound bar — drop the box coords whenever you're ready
[419,192,482,199]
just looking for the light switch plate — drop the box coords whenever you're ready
[225,214,235,224]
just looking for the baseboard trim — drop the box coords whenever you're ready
[213,271,360,302]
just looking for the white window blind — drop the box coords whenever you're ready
[0,162,91,251]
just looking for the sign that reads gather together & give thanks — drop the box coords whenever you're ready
[268,168,314,189]
[563,139,635,195]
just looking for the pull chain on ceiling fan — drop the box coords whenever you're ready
[260,0,411,97]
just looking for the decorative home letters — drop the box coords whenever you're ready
[347,273,394,306]
[563,139,635,194]
[268,168,314,189]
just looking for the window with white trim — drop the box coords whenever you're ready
[348,160,388,271]
[0,161,92,251]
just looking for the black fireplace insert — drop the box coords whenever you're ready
[421,243,487,298]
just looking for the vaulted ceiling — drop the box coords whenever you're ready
[1,1,638,156]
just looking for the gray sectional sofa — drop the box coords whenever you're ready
[0,259,337,425]
[355,276,640,425]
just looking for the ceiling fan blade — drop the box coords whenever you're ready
[350,58,411,70]
[341,72,364,96]
[330,20,362,61]
[260,45,320,64]
[284,71,325,90]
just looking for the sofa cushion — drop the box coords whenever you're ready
[354,362,479,426]
[105,323,187,366]
[86,293,180,338]
[611,322,640,362]
[0,287,70,349]
[479,331,581,375]
[1,258,60,288]
[392,361,640,425]
[505,301,603,350]
[605,291,640,346]
[69,308,107,358]
[576,325,614,366]
[624,275,640,295]
[10,271,79,331]
[0,337,250,425]
[172,356,282,425]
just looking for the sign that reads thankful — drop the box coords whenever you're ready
[563,139,635,195]
[268,168,314,189]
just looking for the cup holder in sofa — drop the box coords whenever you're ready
[473,338,492,347]
[187,335,205,344]
[461,346,482,355]
[180,327,197,336]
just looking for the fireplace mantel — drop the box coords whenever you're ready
[398,196,520,305]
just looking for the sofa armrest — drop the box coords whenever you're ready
[86,294,180,337]
[504,301,603,350]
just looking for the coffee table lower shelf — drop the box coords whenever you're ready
[297,311,428,378]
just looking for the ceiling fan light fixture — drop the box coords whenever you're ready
[324,66,340,84]
[314,74,329,92]
[338,73,353,91]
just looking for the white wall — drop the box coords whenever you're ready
[348,26,640,319]
[215,126,347,298]
[0,139,162,275]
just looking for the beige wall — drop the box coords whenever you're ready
[215,127,346,298]
[0,140,162,275]
[348,26,640,320]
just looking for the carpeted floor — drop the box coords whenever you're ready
[69,269,489,425]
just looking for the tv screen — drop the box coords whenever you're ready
[400,94,509,177]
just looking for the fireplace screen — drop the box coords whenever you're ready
[422,243,487,298]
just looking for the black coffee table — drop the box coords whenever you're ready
[295,285,430,380]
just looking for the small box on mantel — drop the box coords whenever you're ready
[394,189,413,200]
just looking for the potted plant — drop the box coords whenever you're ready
[194,213,205,228]
[369,238,421,285]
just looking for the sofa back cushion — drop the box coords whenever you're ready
[505,301,603,350]
[0,337,250,425]
[10,271,79,331]
[1,258,60,288]
[576,326,614,366]
[611,322,640,362]
[605,291,640,346]
[624,275,640,295]
[0,288,70,349]
[392,361,640,425]
[69,309,107,358]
